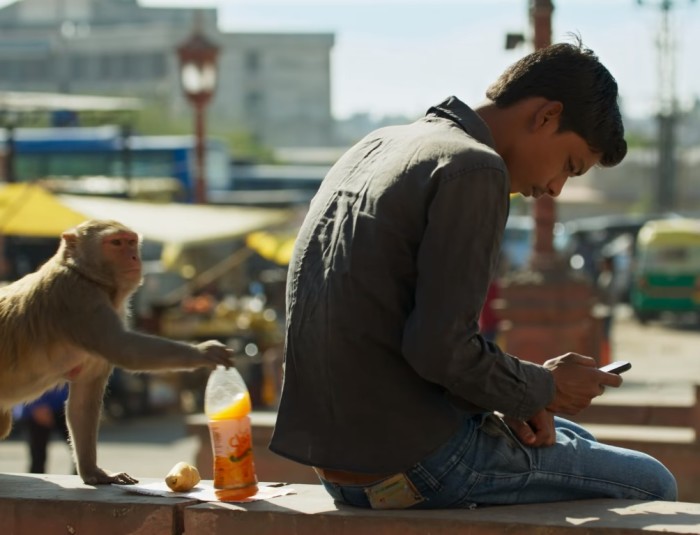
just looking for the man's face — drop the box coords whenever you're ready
[506,105,602,198]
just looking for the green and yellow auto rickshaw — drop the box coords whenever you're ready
[630,218,700,324]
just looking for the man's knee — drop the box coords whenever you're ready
[645,457,678,501]
[656,468,678,501]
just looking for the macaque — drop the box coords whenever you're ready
[0,220,234,485]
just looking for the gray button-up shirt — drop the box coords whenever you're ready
[270,96,555,473]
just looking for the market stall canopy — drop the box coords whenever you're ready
[0,183,86,236]
[0,183,294,246]
[0,91,141,113]
[59,194,293,246]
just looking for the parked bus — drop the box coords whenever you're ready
[2,125,230,203]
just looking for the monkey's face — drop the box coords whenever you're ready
[102,231,142,285]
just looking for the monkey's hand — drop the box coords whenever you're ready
[196,340,235,368]
[81,467,139,485]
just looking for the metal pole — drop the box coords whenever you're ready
[194,102,207,204]
[657,113,677,212]
[120,123,132,198]
[655,1,677,212]
[531,0,552,49]
[637,0,692,212]
[528,0,560,270]
[4,121,15,184]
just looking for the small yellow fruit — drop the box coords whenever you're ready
[165,462,201,492]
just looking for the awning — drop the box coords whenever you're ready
[0,91,141,113]
[59,194,293,247]
[0,183,294,246]
[0,183,86,236]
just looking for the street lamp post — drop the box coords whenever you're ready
[177,21,219,204]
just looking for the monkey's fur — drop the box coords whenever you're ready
[0,219,233,484]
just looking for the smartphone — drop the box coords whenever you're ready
[599,360,631,374]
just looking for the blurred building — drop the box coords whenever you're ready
[0,0,334,149]
[573,147,700,217]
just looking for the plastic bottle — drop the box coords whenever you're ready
[204,365,258,500]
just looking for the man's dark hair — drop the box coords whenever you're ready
[485,37,627,167]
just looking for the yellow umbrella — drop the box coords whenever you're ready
[0,183,87,237]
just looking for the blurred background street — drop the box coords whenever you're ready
[601,305,700,405]
[0,411,198,479]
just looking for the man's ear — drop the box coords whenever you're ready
[532,100,563,131]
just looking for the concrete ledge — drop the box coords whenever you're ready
[0,473,198,535]
[184,484,700,535]
[585,424,695,444]
[573,385,700,441]
[1,475,699,535]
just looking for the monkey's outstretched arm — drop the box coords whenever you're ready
[74,304,234,371]
[66,366,138,485]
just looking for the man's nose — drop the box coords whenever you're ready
[547,175,568,197]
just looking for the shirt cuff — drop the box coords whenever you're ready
[510,359,556,420]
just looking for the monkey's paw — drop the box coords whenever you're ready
[197,340,235,368]
[81,468,139,485]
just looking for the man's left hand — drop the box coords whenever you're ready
[504,409,556,447]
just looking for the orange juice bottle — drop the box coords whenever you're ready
[204,366,258,500]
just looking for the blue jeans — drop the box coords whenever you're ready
[320,413,678,509]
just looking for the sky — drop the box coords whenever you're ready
[10,0,700,121]
[136,0,700,120]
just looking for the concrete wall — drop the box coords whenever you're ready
[2,473,700,535]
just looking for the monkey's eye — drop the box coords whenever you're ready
[110,239,123,246]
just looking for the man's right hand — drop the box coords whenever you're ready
[543,353,623,415]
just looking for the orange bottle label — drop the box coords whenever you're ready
[208,415,258,497]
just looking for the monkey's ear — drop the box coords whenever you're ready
[61,232,79,257]
[61,231,78,244]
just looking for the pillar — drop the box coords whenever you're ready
[496,0,604,365]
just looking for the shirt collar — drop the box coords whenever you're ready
[426,96,495,150]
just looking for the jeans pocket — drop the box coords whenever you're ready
[365,473,425,509]
[476,413,533,477]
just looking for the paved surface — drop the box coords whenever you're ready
[0,304,698,479]
[0,412,201,479]
[603,305,700,405]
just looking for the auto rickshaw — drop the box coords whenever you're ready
[630,218,700,324]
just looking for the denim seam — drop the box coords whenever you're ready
[535,470,671,501]
[410,462,441,492]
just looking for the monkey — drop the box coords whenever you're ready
[0,219,235,485]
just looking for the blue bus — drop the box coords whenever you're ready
[2,125,231,202]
